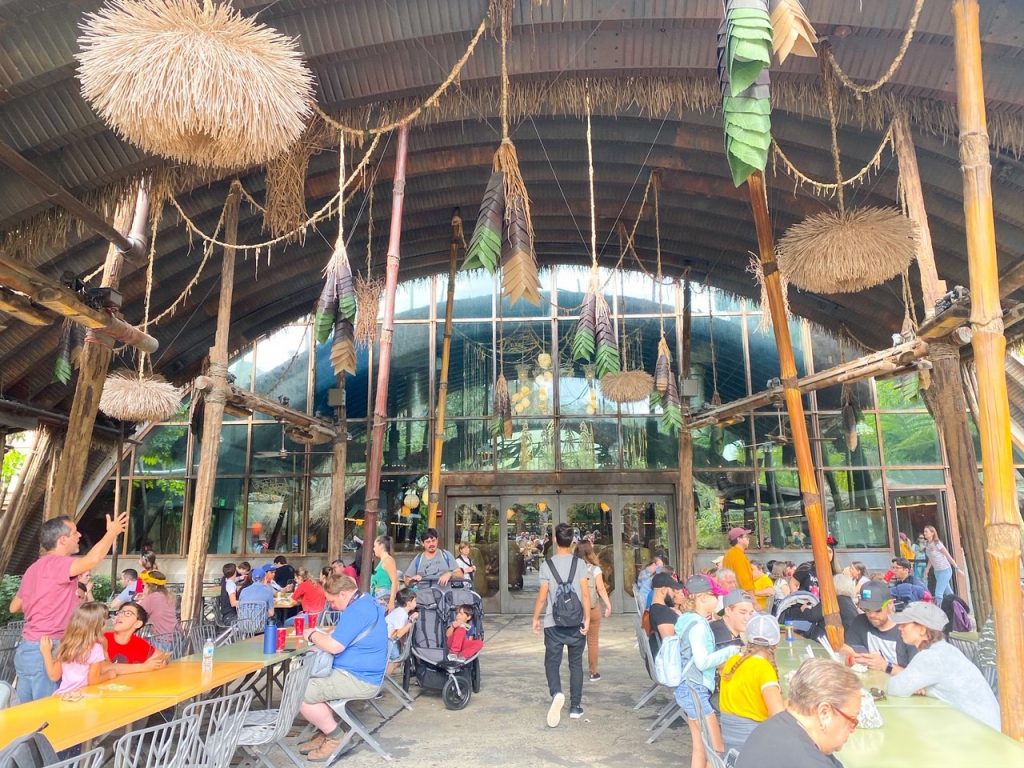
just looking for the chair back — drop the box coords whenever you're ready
[46,746,105,768]
[0,644,17,685]
[318,609,342,627]
[687,684,730,768]
[393,634,414,665]
[761,593,775,615]
[114,714,199,768]
[182,690,254,768]
[271,653,314,741]
[633,614,657,681]
[948,636,977,664]
[149,630,188,660]
[236,604,266,638]
[188,622,220,655]
[0,680,15,709]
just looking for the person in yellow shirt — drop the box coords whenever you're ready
[718,613,784,753]
[721,527,755,592]
[750,561,775,612]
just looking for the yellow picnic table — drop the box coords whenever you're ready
[772,637,1024,766]
[88,660,262,701]
[179,634,309,706]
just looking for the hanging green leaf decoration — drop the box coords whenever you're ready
[572,285,597,362]
[336,246,357,323]
[594,291,621,380]
[661,374,683,434]
[314,259,339,344]
[54,321,74,385]
[463,171,505,273]
[719,0,773,187]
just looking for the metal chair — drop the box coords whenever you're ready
[181,690,254,768]
[318,609,342,627]
[321,673,394,763]
[236,604,267,639]
[948,635,978,664]
[980,663,998,696]
[235,652,313,768]
[632,614,662,711]
[113,714,199,768]
[687,684,736,768]
[0,642,17,685]
[46,746,105,768]
[0,680,16,709]
[381,637,414,711]
[149,630,188,660]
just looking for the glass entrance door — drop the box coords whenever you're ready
[502,496,555,614]
[560,495,623,613]
[889,490,953,592]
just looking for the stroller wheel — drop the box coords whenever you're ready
[471,658,481,693]
[442,674,472,710]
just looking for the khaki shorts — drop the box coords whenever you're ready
[304,668,380,704]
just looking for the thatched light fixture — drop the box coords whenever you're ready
[77,0,314,169]
[100,372,183,422]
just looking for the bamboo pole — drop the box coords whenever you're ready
[678,279,697,575]
[361,124,411,590]
[328,389,347,563]
[951,0,1024,738]
[427,209,463,530]
[45,188,149,522]
[180,184,241,622]
[747,171,843,649]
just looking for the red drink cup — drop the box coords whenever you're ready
[294,615,305,637]
[276,627,287,652]
[308,612,319,628]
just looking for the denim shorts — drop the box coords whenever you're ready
[676,682,714,721]
[15,639,59,703]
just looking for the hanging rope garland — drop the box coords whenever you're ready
[770,122,895,198]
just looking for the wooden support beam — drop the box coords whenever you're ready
[181,185,241,622]
[362,124,411,590]
[687,339,929,430]
[678,279,697,575]
[427,210,462,530]
[748,171,843,650]
[45,190,149,523]
[328,389,347,564]
[953,0,1024,739]
[0,289,49,326]
[192,376,337,439]
[0,256,158,353]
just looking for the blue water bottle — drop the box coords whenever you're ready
[263,619,278,654]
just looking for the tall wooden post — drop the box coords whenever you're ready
[361,124,411,590]
[180,184,241,622]
[893,112,992,622]
[45,188,149,520]
[327,389,348,563]
[951,0,1024,738]
[678,279,697,575]
[427,210,463,530]
[747,172,842,650]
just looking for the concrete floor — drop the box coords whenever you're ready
[297,614,690,767]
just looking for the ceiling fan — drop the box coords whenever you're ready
[254,420,298,460]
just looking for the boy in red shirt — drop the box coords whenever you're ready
[104,603,168,674]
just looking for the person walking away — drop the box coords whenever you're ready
[735,659,862,768]
[532,522,591,727]
[921,525,960,606]
[719,614,785,752]
[575,540,612,681]
[722,527,755,592]
[8,511,128,702]
[887,601,1000,730]
[370,535,399,611]
[39,601,116,694]
[403,528,460,586]
[105,603,168,675]
[136,571,178,647]
[297,574,388,761]
[135,551,157,594]
[674,575,742,768]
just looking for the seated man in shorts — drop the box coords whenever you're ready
[298,574,388,761]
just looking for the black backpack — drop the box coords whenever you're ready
[0,727,58,768]
[547,557,585,628]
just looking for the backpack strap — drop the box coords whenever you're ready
[567,555,579,584]
[413,554,422,574]
[545,558,566,586]
[444,550,453,568]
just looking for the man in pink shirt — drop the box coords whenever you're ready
[9,510,128,702]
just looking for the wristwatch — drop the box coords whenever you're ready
[884,662,894,674]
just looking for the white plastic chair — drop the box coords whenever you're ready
[181,690,254,768]
[235,652,313,768]
[46,746,105,768]
[113,714,199,768]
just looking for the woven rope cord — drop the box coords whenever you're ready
[826,0,925,97]
[771,123,894,196]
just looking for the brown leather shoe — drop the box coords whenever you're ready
[297,733,327,755]
[307,737,342,762]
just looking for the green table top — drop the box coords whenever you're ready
[179,634,309,667]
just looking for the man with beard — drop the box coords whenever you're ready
[841,579,917,673]
[646,572,683,654]
[403,528,461,586]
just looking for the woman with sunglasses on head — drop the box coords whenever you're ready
[736,658,861,768]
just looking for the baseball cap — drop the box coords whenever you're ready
[858,579,892,611]
[253,563,278,580]
[746,613,781,646]
[652,572,683,590]
[723,589,755,608]
[891,601,948,631]
[684,575,714,595]
[712,555,724,566]
[727,527,752,540]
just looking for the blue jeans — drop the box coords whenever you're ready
[15,639,58,703]
[932,567,954,604]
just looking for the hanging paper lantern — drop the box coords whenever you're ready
[403,493,420,510]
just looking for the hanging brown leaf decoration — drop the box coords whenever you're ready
[54,320,74,385]
[494,373,513,439]
[330,318,357,378]
[769,0,817,63]
[502,204,542,305]
[654,333,672,394]
[841,383,859,452]
[463,171,504,273]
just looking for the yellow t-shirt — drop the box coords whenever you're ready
[719,654,780,722]
[752,574,774,611]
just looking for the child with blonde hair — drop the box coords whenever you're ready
[40,601,114,694]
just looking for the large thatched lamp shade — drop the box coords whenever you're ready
[100,372,183,422]
[776,207,920,294]
[77,0,315,169]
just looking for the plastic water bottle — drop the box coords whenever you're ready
[784,621,795,643]
[202,638,215,673]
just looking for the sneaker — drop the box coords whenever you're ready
[297,733,327,755]
[589,673,601,682]
[569,706,584,719]
[546,692,565,727]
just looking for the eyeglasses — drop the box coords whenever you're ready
[831,704,860,730]
[115,609,139,619]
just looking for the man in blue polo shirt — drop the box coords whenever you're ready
[298,574,387,761]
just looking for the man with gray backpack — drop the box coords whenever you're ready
[531,522,591,727]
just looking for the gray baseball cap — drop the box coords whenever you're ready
[891,601,948,631]
[723,589,755,608]
[685,575,714,595]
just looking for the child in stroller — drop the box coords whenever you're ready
[403,580,484,710]
[447,604,484,660]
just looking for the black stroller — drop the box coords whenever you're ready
[402,580,484,710]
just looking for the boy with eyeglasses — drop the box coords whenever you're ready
[104,603,168,675]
